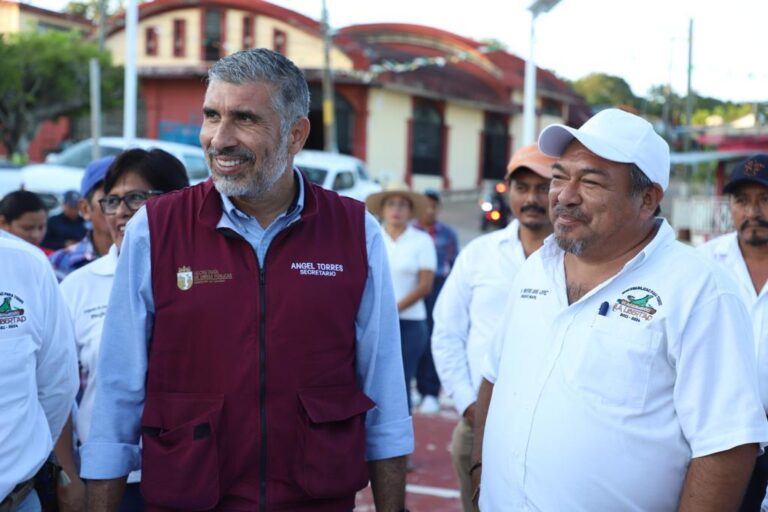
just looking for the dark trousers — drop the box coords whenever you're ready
[416,276,445,398]
[740,451,768,512]
[400,319,429,412]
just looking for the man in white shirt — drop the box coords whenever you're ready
[431,143,554,511]
[473,109,768,511]
[0,232,79,512]
[699,153,768,511]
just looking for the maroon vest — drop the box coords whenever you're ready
[141,176,371,512]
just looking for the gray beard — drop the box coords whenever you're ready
[554,232,587,255]
[212,138,290,200]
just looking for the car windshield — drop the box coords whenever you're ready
[300,166,328,186]
[52,141,123,167]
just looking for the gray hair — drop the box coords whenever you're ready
[207,49,310,137]
[629,164,661,216]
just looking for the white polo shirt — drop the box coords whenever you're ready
[432,219,526,415]
[481,220,768,511]
[0,233,78,500]
[700,232,768,409]
[382,225,437,321]
[60,244,141,484]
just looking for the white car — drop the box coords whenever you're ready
[20,137,209,209]
[294,150,381,202]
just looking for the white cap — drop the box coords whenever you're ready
[538,108,670,191]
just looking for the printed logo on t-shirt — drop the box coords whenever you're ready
[176,266,233,291]
[612,286,663,322]
[0,292,26,329]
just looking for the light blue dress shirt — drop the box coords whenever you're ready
[80,171,413,479]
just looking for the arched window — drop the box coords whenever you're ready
[306,85,355,155]
[410,99,444,177]
[482,113,510,180]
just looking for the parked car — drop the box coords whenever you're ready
[294,150,381,202]
[0,160,23,201]
[479,181,512,231]
[20,137,208,210]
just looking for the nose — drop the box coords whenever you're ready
[745,201,763,219]
[552,179,581,208]
[206,118,238,151]
[114,199,133,219]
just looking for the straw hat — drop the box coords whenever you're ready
[505,143,556,181]
[365,182,430,219]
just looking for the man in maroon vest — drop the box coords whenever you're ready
[81,49,412,512]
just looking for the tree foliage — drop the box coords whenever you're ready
[571,73,638,110]
[0,30,122,157]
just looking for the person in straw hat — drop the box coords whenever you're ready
[367,183,437,413]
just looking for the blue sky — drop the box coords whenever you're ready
[38,0,767,103]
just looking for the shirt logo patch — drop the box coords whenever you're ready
[176,266,233,291]
[0,292,26,329]
[290,261,345,277]
[520,288,550,300]
[613,286,663,322]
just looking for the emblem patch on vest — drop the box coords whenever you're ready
[0,292,26,329]
[177,266,194,291]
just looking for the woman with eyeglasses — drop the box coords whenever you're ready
[53,148,189,512]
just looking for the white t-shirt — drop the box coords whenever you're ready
[60,245,141,484]
[480,220,768,511]
[382,225,437,321]
[700,232,768,409]
[0,234,78,500]
[431,219,526,415]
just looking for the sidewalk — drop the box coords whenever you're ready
[355,407,463,511]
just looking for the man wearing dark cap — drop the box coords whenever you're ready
[49,156,114,280]
[413,188,459,414]
[700,153,768,511]
[42,190,86,250]
[472,109,768,511]
[432,143,553,511]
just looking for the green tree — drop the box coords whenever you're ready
[0,30,122,157]
[571,73,639,109]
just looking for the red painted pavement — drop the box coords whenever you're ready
[356,407,464,511]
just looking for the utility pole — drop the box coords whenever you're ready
[683,18,694,153]
[321,0,337,153]
[90,0,107,161]
[123,0,138,145]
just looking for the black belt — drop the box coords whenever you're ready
[0,479,35,512]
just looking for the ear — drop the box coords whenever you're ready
[78,198,93,222]
[639,184,664,220]
[286,116,311,156]
[0,215,7,229]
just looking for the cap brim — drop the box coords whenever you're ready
[723,177,768,194]
[538,124,633,163]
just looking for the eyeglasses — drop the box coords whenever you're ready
[98,190,162,214]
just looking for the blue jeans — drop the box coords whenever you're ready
[15,490,41,512]
[416,276,445,398]
[399,319,429,412]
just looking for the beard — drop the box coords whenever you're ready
[552,203,593,255]
[209,135,290,200]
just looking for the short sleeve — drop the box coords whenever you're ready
[418,233,437,272]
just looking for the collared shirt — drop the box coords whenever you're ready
[80,171,413,479]
[700,232,768,407]
[49,233,99,281]
[431,219,525,415]
[382,225,437,321]
[480,220,768,511]
[413,220,459,277]
[0,233,79,500]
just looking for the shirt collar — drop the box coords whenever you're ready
[217,168,305,231]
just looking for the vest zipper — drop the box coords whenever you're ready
[259,266,268,512]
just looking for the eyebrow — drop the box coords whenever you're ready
[551,163,610,178]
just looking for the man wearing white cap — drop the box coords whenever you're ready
[432,143,554,511]
[471,108,768,511]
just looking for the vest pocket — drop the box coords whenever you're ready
[140,392,224,510]
[295,385,376,499]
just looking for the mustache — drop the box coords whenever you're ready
[206,147,256,161]
[740,218,768,231]
[552,204,589,222]
[520,204,546,215]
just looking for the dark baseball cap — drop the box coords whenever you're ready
[63,190,81,208]
[80,156,116,197]
[724,154,768,194]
